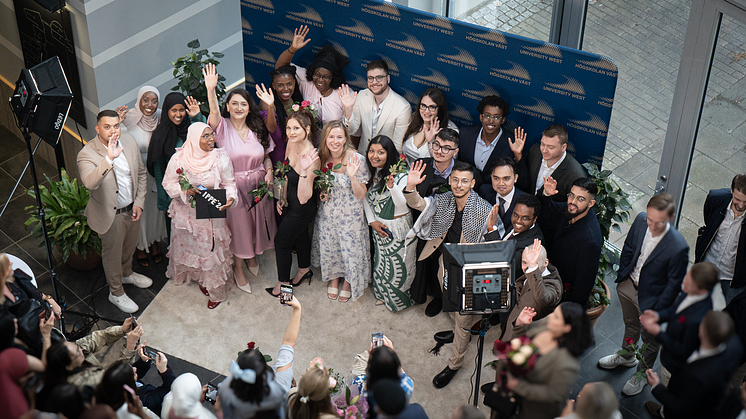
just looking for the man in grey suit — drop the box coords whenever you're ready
[597,193,690,396]
[77,110,152,313]
[339,59,412,153]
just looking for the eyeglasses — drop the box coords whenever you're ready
[367,75,388,82]
[420,104,438,112]
[430,142,457,153]
[646,218,667,228]
[512,212,535,223]
[567,192,587,203]
[312,72,332,81]
[201,133,215,140]
[481,113,503,121]
[450,178,473,186]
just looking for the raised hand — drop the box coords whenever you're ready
[256,83,274,107]
[346,153,361,177]
[515,306,536,326]
[290,25,311,52]
[203,63,219,90]
[543,175,558,196]
[339,84,357,110]
[510,127,526,161]
[300,148,319,172]
[525,239,542,269]
[424,117,442,144]
[185,96,201,117]
[406,160,427,192]
[487,203,500,231]
[115,105,129,123]
[107,131,123,160]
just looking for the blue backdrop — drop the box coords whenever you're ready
[240,0,617,167]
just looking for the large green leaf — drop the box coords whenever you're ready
[187,39,200,49]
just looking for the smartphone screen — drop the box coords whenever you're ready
[205,384,218,405]
[144,348,159,361]
[280,284,293,305]
[372,332,384,348]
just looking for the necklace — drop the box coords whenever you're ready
[232,122,250,142]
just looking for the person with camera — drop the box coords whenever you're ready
[403,160,501,389]
[131,345,174,416]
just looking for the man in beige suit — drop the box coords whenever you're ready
[339,60,412,154]
[77,110,151,313]
[404,160,501,389]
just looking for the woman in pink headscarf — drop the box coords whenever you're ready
[162,122,237,309]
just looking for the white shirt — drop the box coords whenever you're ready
[105,140,133,209]
[630,223,670,285]
[502,223,536,241]
[371,90,390,135]
[474,128,501,172]
[497,186,515,215]
[535,151,567,194]
[525,263,551,277]
[686,343,726,364]
[703,200,745,281]
[675,292,709,314]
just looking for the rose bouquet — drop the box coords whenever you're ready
[314,162,342,201]
[308,357,367,419]
[248,159,292,209]
[492,336,539,379]
[237,341,272,363]
[176,167,196,208]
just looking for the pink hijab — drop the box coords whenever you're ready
[181,122,215,173]
[124,86,161,131]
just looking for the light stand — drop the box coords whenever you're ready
[470,317,491,407]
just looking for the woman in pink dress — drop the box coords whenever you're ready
[162,122,236,309]
[205,64,278,293]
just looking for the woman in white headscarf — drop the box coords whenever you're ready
[161,373,216,419]
[120,86,168,267]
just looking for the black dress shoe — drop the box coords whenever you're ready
[433,366,458,388]
[425,298,442,317]
[480,382,496,395]
[645,401,664,418]
[434,330,454,344]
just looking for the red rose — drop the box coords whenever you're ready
[321,167,328,174]
[327,162,333,169]
[254,196,261,203]
[301,100,310,107]
[563,283,572,292]
[625,337,634,346]
[176,168,183,175]
[247,342,255,349]
[678,316,686,324]
[399,154,406,160]
[283,159,289,166]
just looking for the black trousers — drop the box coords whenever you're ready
[274,212,314,282]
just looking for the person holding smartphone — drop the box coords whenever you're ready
[364,136,416,312]
[132,344,175,415]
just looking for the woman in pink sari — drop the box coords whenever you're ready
[204,64,278,293]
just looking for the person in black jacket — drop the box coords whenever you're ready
[695,173,746,304]
[645,310,743,419]
[539,177,602,308]
[477,157,527,229]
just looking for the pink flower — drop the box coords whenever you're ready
[328,376,337,388]
[301,100,310,107]
[176,168,183,175]
[346,406,358,415]
[337,409,345,417]
[291,104,300,112]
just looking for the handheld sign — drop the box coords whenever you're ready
[196,188,227,219]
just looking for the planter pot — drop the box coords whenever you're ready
[62,247,101,271]
[587,281,611,329]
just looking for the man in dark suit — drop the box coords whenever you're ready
[485,193,544,275]
[511,123,586,202]
[478,157,527,228]
[645,311,743,419]
[539,177,602,307]
[695,173,746,304]
[597,193,690,396]
[640,262,718,385]
[457,96,517,186]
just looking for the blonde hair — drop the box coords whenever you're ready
[318,121,353,168]
[288,367,337,419]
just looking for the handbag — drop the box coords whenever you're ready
[483,378,521,419]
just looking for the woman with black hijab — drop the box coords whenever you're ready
[146,92,203,236]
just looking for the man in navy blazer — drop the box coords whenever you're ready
[640,262,718,383]
[457,96,517,186]
[478,157,527,227]
[695,174,746,304]
[597,193,690,396]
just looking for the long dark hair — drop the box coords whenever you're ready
[305,45,349,90]
[286,109,317,147]
[366,346,401,389]
[270,65,304,135]
[403,87,450,141]
[221,88,270,149]
[230,349,275,405]
[95,361,137,411]
[366,135,400,190]
[147,92,191,176]
[557,302,594,357]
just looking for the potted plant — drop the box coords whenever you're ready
[24,169,102,270]
[583,162,632,327]
[171,39,226,116]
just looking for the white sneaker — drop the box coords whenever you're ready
[109,293,139,313]
[597,353,638,369]
[122,272,153,288]
[622,373,647,396]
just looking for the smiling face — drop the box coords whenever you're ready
[312,68,333,94]
[168,104,186,125]
[491,165,517,197]
[566,185,594,218]
[511,204,536,235]
[139,91,158,116]
[199,127,216,152]
[367,68,390,96]
[419,95,438,122]
[646,207,670,237]
[226,92,249,121]
[431,138,458,164]
[95,116,121,144]
[325,127,347,157]
[480,105,504,137]
[368,143,388,168]
[286,117,309,143]
[272,74,296,105]
[449,169,475,199]
[732,187,746,214]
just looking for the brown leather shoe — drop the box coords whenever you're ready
[645,401,664,418]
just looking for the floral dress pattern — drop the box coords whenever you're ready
[311,153,371,301]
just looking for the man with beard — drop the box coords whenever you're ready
[696,173,746,304]
[339,60,412,153]
[597,193,689,396]
[540,176,602,307]
[403,160,501,389]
